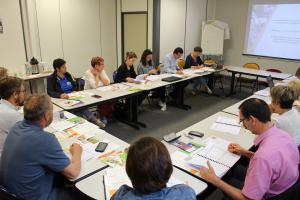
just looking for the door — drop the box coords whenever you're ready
[122,13,147,70]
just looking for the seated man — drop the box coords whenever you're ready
[200,98,299,200]
[111,137,196,200]
[185,47,212,95]
[0,77,25,154]
[47,58,105,128]
[162,47,184,74]
[0,94,82,200]
[269,85,300,146]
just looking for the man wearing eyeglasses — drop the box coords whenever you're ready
[199,98,299,200]
[0,76,26,154]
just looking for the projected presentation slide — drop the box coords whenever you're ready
[245,4,300,60]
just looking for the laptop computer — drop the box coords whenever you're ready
[162,76,183,82]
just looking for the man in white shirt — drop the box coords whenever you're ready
[162,47,184,74]
[270,85,300,146]
[0,76,26,154]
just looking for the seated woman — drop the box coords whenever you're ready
[185,47,212,95]
[288,80,300,113]
[270,85,300,146]
[115,52,146,106]
[111,137,196,200]
[83,56,112,124]
[137,49,167,111]
[47,58,105,128]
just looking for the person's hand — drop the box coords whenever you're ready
[60,93,69,99]
[149,69,158,75]
[70,143,82,156]
[199,161,219,184]
[228,143,246,155]
[126,77,134,83]
[176,70,184,75]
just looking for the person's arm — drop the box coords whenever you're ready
[99,70,110,86]
[84,71,98,89]
[137,63,144,75]
[131,66,137,79]
[47,75,63,98]
[62,143,82,180]
[200,161,251,200]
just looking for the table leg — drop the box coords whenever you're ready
[227,72,236,96]
[168,81,191,110]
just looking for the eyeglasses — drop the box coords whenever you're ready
[17,89,26,93]
[239,118,247,124]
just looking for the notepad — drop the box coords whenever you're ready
[171,136,240,178]
[210,116,241,135]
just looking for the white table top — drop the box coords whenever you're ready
[46,111,128,182]
[163,112,255,154]
[226,66,292,80]
[222,93,271,116]
[75,166,208,200]
[20,71,53,81]
[51,83,140,110]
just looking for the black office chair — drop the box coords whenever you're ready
[0,185,23,200]
[75,78,85,91]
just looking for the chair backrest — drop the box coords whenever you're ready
[0,185,22,200]
[75,78,85,91]
[113,70,118,83]
[243,63,260,70]
[266,68,282,73]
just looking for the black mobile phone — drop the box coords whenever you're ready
[92,94,102,99]
[95,142,108,152]
[188,131,204,138]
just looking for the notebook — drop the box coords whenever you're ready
[171,136,240,178]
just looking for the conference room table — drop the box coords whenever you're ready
[226,66,293,96]
[52,67,221,128]
[46,111,128,182]
[223,88,271,116]
[19,71,53,93]
[162,111,255,198]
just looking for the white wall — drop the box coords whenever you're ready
[215,0,300,74]
[159,0,214,62]
[0,0,27,75]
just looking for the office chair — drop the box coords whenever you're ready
[235,63,260,93]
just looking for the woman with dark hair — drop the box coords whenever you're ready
[137,49,167,111]
[47,58,106,128]
[111,137,196,200]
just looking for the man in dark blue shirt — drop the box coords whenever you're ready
[185,47,212,95]
[0,94,82,200]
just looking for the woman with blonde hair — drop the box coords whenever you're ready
[288,79,300,112]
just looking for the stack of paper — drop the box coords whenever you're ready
[104,166,184,199]
[210,116,241,135]
[254,90,270,97]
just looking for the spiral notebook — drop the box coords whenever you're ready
[171,136,240,178]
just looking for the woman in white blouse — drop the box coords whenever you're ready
[269,85,300,146]
[84,56,110,89]
[83,56,112,124]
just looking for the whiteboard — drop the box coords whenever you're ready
[201,22,224,55]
